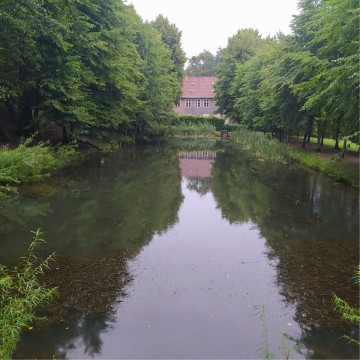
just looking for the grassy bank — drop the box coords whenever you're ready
[231,128,358,188]
[290,148,359,189]
[0,137,78,198]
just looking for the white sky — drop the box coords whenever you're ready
[128,0,299,59]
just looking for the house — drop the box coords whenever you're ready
[174,76,221,116]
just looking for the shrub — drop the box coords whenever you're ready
[0,137,77,198]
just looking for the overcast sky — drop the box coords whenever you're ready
[128,0,299,59]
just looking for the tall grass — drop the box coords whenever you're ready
[0,229,57,359]
[167,121,217,138]
[333,266,360,345]
[0,137,77,198]
[231,128,292,163]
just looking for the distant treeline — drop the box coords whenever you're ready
[0,0,186,140]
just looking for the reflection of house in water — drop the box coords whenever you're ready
[179,151,216,179]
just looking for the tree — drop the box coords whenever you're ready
[290,0,359,149]
[150,15,186,97]
[214,29,265,118]
[185,50,219,76]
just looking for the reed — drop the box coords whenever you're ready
[0,229,57,359]
[231,128,292,163]
[167,121,217,138]
[333,265,360,345]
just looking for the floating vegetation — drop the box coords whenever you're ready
[38,247,138,325]
[268,239,359,328]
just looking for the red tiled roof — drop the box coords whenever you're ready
[181,76,217,98]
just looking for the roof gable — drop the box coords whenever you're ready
[181,76,217,98]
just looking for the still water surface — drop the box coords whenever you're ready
[1,140,358,359]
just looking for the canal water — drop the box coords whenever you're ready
[1,140,359,359]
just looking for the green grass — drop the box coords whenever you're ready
[0,229,57,359]
[307,137,359,153]
[0,137,78,198]
[290,148,359,189]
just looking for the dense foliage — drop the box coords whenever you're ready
[215,0,359,148]
[0,0,186,140]
[185,50,221,76]
[0,137,77,198]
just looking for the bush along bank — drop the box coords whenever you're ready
[0,137,78,199]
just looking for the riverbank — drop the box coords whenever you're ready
[287,139,359,189]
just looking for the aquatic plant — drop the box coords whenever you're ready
[231,128,292,163]
[333,265,360,345]
[254,304,275,360]
[254,304,297,360]
[0,229,57,359]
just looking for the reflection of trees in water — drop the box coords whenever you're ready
[11,144,184,358]
[15,313,115,359]
[295,327,360,359]
[15,249,135,358]
[186,178,212,196]
[212,148,359,330]
[1,144,184,260]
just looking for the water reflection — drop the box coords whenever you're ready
[179,150,216,195]
[212,145,359,330]
[0,145,183,261]
[7,140,359,358]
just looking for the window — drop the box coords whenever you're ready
[186,99,192,107]
[174,101,180,108]
[195,99,201,107]
[203,99,210,107]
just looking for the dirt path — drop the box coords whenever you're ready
[287,139,359,170]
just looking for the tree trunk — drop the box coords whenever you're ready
[316,122,322,152]
[320,120,326,146]
[302,129,308,148]
[306,115,314,143]
[334,123,340,149]
[62,125,68,143]
[18,106,32,136]
[341,139,347,158]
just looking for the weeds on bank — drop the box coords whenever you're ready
[290,149,359,189]
[0,229,57,359]
[0,136,77,198]
[167,121,217,138]
[333,266,360,345]
[231,129,292,163]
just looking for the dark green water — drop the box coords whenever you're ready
[1,140,359,359]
